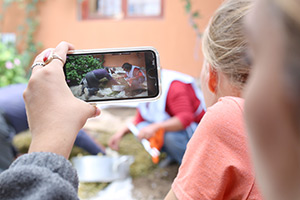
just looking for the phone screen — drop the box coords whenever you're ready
[64,48,160,102]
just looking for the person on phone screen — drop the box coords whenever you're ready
[80,68,118,97]
[122,62,146,92]
[109,69,206,166]
[0,83,105,172]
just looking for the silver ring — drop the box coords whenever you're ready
[52,53,65,65]
[31,62,45,70]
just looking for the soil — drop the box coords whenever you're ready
[132,164,179,200]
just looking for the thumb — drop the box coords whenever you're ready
[89,105,101,118]
[80,102,101,120]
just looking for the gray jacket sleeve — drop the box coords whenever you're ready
[0,152,79,200]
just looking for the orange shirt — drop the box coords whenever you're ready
[172,97,262,200]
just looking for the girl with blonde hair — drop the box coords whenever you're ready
[165,0,263,199]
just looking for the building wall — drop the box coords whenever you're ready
[102,53,146,68]
[1,0,222,77]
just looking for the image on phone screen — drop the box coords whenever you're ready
[64,49,160,102]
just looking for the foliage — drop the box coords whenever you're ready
[0,41,27,87]
[0,0,45,86]
[65,55,104,86]
[16,0,45,70]
[182,0,202,37]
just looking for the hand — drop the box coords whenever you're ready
[24,41,101,158]
[138,123,161,140]
[108,132,123,151]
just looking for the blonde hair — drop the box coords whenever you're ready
[202,0,253,90]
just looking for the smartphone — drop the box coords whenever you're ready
[64,47,161,104]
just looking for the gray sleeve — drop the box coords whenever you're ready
[0,152,79,200]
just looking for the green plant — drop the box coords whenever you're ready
[65,55,104,85]
[181,0,202,59]
[0,0,45,82]
[182,0,202,38]
[0,40,27,86]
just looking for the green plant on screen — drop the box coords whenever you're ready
[65,55,104,85]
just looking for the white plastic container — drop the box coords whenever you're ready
[72,155,134,182]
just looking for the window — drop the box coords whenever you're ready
[80,0,163,20]
[127,0,162,17]
[1,33,16,45]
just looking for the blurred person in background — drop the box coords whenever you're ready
[109,68,206,166]
[0,83,105,172]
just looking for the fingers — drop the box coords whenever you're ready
[31,48,54,73]
[109,140,119,151]
[108,136,120,151]
[54,41,75,61]
[137,132,144,140]
[33,48,54,63]
[138,130,152,140]
[45,41,74,71]
[30,63,44,73]
[31,41,74,74]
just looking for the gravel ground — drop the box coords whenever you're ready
[132,164,179,200]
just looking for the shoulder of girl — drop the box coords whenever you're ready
[208,96,244,116]
[199,96,244,133]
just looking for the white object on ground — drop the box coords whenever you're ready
[105,147,120,157]
[90,177,134,200]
